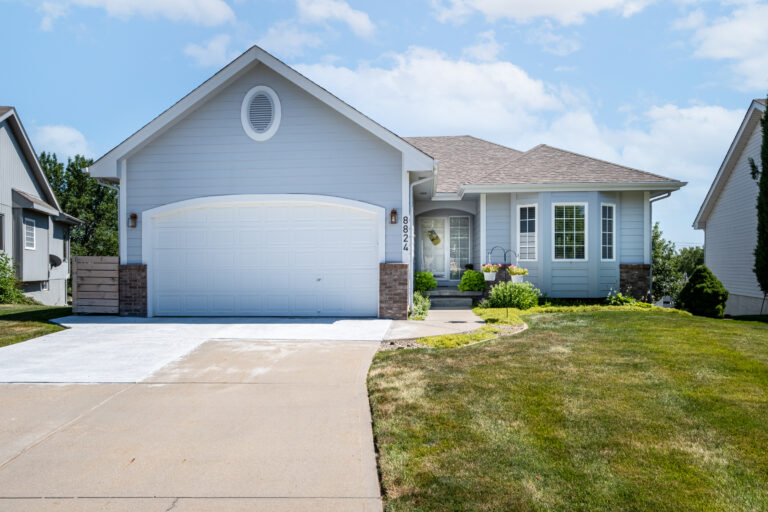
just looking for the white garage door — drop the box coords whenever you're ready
[148,198,381,317]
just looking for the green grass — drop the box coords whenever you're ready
[0,304,71,348]
[368,308,768,511]
[417,325,502,348]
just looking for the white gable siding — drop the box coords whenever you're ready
[705,123,762,299]
[125,64,402,263]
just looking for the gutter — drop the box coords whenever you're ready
[647,191,672,300]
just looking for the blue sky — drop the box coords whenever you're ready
[2,0,767,246]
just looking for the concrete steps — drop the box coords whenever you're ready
[426,287,482,309]
[430,297,474,309]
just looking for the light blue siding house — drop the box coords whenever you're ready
[87,46,684,319]
[0,107,79,305]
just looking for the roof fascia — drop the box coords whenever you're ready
[693,100,765,229]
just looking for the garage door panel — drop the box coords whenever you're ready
[151,200,380,317]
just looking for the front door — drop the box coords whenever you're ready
[420,218,448,279]
[419,216,471,281]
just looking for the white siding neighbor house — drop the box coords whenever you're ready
[0,107,80,305]
[694,99,766,316]
[88,46,685,319]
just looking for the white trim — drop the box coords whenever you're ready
[460,181,685,197]
[240,85,281,142]
[643,191,651,264]
[480,194,487,264]
[141,194,386,317]
[600,202,616,262]
[119,159,127,264]
[694,100,765,229]
[551,202,588,262]
[88,46,434,179]
[517,203,538,262]
[41,280,49,291]
[23,218,36,250]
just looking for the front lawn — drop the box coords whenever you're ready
[368,308,768,511]
[0,304,71,348]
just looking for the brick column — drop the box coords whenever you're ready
[620,264,651,300]
[379,263,409,320]
[119,264,147,317]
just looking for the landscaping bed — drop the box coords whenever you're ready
[368,307,768,511]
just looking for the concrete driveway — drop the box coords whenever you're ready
[0,318,385,511]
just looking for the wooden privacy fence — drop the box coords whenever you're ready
[72,256,119,314]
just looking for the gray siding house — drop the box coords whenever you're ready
[88,46,684,319]
[694,99,766,315]
[0,107,79,305]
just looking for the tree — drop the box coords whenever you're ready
[651,222,678,299]
[39,152,118,256]
[675,246,705,278]
[748,98,768,313]
[677,265,729,318]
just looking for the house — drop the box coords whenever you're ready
[0,107,79,305]
[694,99,766,316]
[87,46,684,319]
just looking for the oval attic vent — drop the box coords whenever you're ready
[241,85,281,142]
[248,93,273,133]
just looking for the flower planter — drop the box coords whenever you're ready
[510,275,525,283]
[483,272,497,281]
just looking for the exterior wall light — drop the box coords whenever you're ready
[128,213,138,228]
[390,208,398,224]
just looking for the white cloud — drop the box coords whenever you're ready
[296,0,375,37]
[682,3,768,90]
[184,34,241,67]
[526,21,581,56]
[257,20,324,58]
[462,30,503,62]
[431,0,653,25]
[38,2,69,31]
[38,0,235,29]
[295,46,562,141]
[34,125,94,160]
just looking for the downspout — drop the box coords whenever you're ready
[409,175,435,307]
[648,192,672,299]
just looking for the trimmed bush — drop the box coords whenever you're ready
[458,270,486,291]
[677,265,729,318]
[410,291,430,320]
[414,271,437,292]
[484,281,541,309]
[0,253,27,304]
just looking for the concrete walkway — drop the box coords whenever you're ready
[0,339,382,511]
[385,308,485,340]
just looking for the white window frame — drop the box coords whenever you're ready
[24,218,36,250]
[41,281,49,291]
[551,202,588,262]
[601,202,616,262]
[517,204,538,262]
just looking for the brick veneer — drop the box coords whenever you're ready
[119,264,147,317]
[620,264,651,300]
[379,263,409,320]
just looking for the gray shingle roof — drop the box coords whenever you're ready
[405,135,679,193]
[0,106,12,116]
[403,136,522,193]
[756,98,766,106]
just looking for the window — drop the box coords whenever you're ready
[449,216,470,280]
[601,204,615,260]
[41,281,49,292]
[24,218,35,250]
[553,204,587,260]
[241,85,281,142]
[518,205,537,261]
[0,214,4,251]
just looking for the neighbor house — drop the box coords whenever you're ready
[0,107,79,305]
[694,99,766,316]
[87,46,684,319]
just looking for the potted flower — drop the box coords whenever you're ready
[482,264,500,281]
[507,265,529,283]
